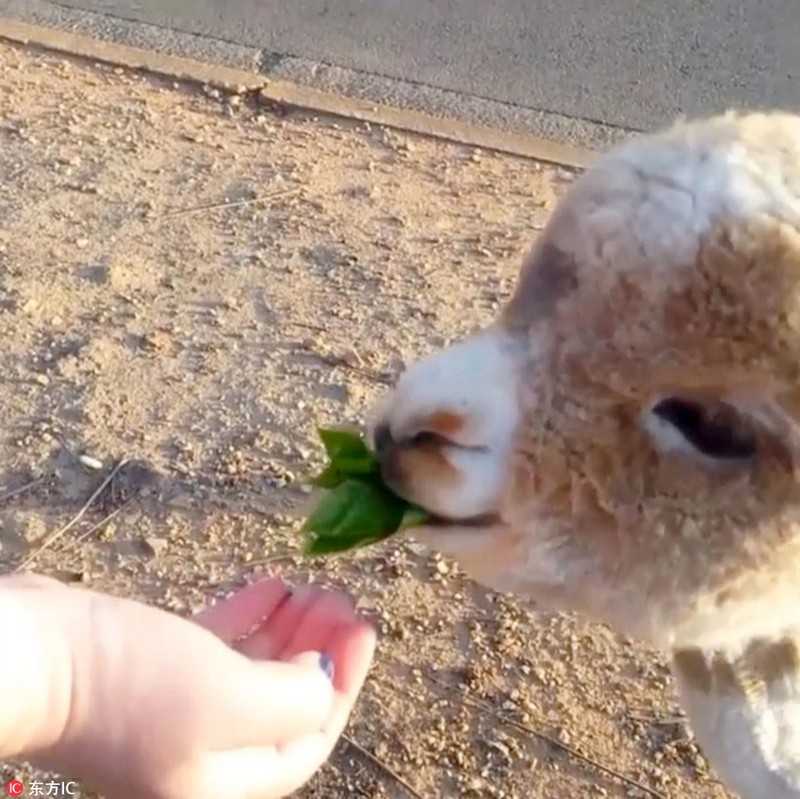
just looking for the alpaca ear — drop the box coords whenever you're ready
[502,238,580,329]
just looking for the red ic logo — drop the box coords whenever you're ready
[5,780,23,797]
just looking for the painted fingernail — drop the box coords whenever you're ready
[319,653,335,681]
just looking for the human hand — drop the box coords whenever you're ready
[1,574,376,799]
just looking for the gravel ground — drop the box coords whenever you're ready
[0,41,733,799]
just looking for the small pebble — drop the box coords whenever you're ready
[79,454,104,471]
[143,537,169,557]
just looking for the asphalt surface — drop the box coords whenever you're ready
[2,0,800,150]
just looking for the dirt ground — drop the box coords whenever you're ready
[0,40,734,799]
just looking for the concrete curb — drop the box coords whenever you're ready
[0,17,596,169]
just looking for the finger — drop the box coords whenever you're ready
[203,622,378,799]
[236,583,356,660]
[232,583,323,659]
[220,650,335,747]
[195,739,326,799]
[214,622,375,799]
[275,591,359,661]
[319,620,377,738]
[193,577,292,644]
[222,735,337,799]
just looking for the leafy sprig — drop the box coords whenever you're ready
[302,428,430,556]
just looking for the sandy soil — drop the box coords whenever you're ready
[0,41,734,799]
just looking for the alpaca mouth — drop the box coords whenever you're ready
[424,512,501,529]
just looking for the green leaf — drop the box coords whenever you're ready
[301,428,433,557]
[317,428,378,475]
[303,479,407,555]
[306,428,380,489]
[309,463,345,489]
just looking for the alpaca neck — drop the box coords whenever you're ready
[671,633,800,799]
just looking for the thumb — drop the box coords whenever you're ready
[226,650,335,746]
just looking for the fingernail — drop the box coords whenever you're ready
[319,652,334,681]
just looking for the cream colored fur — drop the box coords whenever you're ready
[371,111,800,798]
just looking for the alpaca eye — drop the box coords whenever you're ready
[651,398,757,460]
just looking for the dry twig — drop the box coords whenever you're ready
[15,460,129,573]
[245,552,299,567]
[491,705,666,799]
[317,354,393,385]
[420,676,667,799]
[342,734,424,799]
[0,475,45,504]
[162,188,299,219]
[288,320,326,333]
[57,497,135,557]
[628,712,686,727]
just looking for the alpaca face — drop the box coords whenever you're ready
[367,325,523,522]
[371,112,800,649]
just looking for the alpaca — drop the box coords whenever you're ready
[369,111,800,798]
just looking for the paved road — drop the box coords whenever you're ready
[3,0,800,148]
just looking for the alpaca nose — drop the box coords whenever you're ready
[372,423,394,458]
